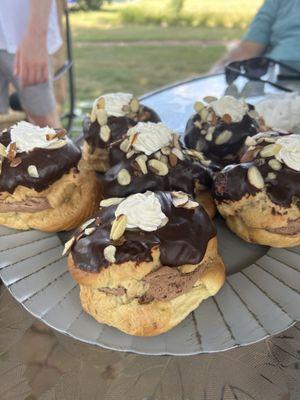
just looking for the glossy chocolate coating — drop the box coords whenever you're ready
[83,105,161,162]
[213,133,300,209]
[0,130,81,194]
[184,105,259,166]
[71,191,216,273]
[101,154,213,198]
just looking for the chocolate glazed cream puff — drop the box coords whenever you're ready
[213,131,300,247]
[184,95,260,167]
[82,92,161,172]
[101,121,217,218]
[0,121,101,232]
[66,191,225,336]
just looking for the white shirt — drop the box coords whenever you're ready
[0,0,62,55]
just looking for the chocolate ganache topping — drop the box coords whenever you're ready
[101,121,213,198]
[70,191,216,273]
[184,96,259,166]
[0,126,81,194]
[83,93,161,158]
[213,131,300,208]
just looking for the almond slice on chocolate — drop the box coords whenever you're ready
[260,143,281,158]
[100,198,124,207]
[268,159,282,171]
[171,147,184,161]
[215,130,232,145]
[62,236,76,256]
[245,136,257,147]
[148,159,169,176]
[135,155,148,174]
[247,166,265,189]
[194,101,204,113]
[85,227,96,236]
[183,200,199,209]
[120,138,130,153]
[161,146,171,156]
[171,192,189,208]
[47,140,67,149]
[97,109,108,126]
[100,125,111,142]
[27,165,39,178]
[104,245,116,263]
[80,218,96,231]
[129,97,140,113]
[117,168,131,186]
[10,157,22,167]
[110,214,127,241]
[0,143,7,157]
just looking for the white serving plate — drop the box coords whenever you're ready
[0,217,299,356]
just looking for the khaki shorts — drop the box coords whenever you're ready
[0,49,56,117]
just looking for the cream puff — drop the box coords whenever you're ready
[66,191,225,336]
[184,95,259,166]
[101,121,217,218]
[213,131,300,247]
[82,92,161,172]
[0,121,101,232]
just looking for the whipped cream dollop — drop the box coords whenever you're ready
[115,191,168,232]
[256,93,300,132]
[210,96,248,123]
[9,121,64,153]
[93,92,133,117]
[275,134,300,171]
[127,122,173,155]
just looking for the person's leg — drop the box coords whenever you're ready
[2,51,61,128]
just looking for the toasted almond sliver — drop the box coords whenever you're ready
[267,172,276,180]
[27,165,39,178]
[161,146,171,156]
[10,157,22,167]
[80,218,96,231]
[130,97,140,113]
[222,113,232,124]
[194,101,205,113]
[0,143,7,157]
[260,143,281,158]
[120,138,130,153]
[126,150,135,159]
[215,130,232,145]
[104,245,117,263]
[110,214,127,241]
[97,109,108,126]
[200,108,209,121]
[245,136,257,147]
[148,159,169,176]
[117,168,131,186]
[47,140,67,149]
[171,191,188,199]
[184,149,204,161]
[247,166,265,189]
[85,227,96,236]
[135,155,148,174]
[194,120,202,129]
[100,198,124,207]
[96,97,106,109]
[268,158,282,171]
[171,147,184,161]
[100,125,111,143]
[172,194,189,208]
[62,236,76,256]
[183,200,199,209]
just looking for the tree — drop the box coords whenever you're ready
[77,0,105,10]
[170,0,185,15]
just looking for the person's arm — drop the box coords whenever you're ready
[211,0,279,73]
[13,0,53,87]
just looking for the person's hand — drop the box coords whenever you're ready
[13,32,48,87]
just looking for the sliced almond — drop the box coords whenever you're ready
[268,159,282,171]
[169,152,178,167]
[184,149,204,161]
[96,97,106,109]
[245,136,257,146]
[205,131,213,142]
[80,218,96,231]
[194,101,204,113]
[117,169,131,185]
[135,155,148,174]
[27,165,39,178]
[264,137,277,143]
[48,140,67,150]
[172,191,188,199]
[104,245,116,263]
[100,198,124,207]
[126,150,135,159]
[200,129,207,136]
[201,159,211,167]
[260,143,281,158]
[7,142,17,161]
[171,147,184,161]
[183,200,199,209]
[97,109,108,126]
[172,194,189,208]
[90,109,97,123]
[200,108,209,121]
[128,132,138,147]
[85,227,96,236]
[203,95,217,104]
[0,143,7,157]
[130,97,140,113]
[215,130,232,145]
[148,159,169,176]
[120,138,130,153]
[161,146,171,156]
[247,166,265,189]
[160,155,168,165]
[110,214,127,241]
[267,172,276,181]
[172,134,181,150]
[10,157,22,167]
[100,125,111,143]
[62,236,76,256]
[154,151,162,160]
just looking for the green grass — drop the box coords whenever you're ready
[74,44,225,101]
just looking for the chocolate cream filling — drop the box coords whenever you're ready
[0,197,50,213]
[0,129,81,194]
[98,263,207,303]
[71,191,216,273]
[184,105,259,166]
